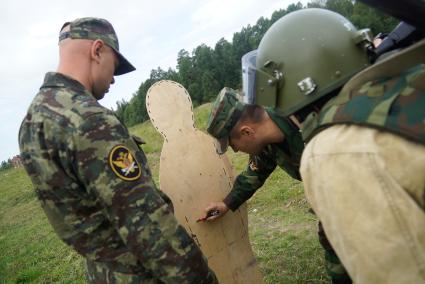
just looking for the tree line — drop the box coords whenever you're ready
[115,0,398,127]
[1,159,13,172]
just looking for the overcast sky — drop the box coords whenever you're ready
[0,0,308,162]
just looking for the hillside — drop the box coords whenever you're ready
[0,103,328,283]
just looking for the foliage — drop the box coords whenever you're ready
[0,159,12,172]
[308,0,398,34]
[115,0,397,128]
[116,3,304,127]
[115,67,178,127]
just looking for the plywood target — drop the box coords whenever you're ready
[146,80,263,284]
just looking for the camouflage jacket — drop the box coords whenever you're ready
[18,72,217,283]
[302,63,425,145]
[223,108,304,210]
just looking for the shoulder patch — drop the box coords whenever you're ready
[249,155,260,171]
[109,145,142,181]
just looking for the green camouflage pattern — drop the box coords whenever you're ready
[86,259,159,284]
[222,108,304,210]
[325,252,352,284]
[59,17,135,76]
[206,87,245,139]
[302,64,425,145]
[318,222,352,284]
[220,107,351,283]
[19,72,217,284]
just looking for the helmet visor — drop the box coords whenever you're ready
[241,50,258,104]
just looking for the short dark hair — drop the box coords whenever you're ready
[239,105,265,124]
[230,105,265,139]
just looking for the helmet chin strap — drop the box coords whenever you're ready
[289,115,302,129]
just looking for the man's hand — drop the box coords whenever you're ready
[198,202,229,222]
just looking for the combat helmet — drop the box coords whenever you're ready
[242,8,372,115]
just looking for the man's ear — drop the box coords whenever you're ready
[90,39,104,63]
[240,125,254,137]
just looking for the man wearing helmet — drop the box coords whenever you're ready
[202,27,352,284]
[203,81,351,284]
[203,5,425,283]
[229,7,425,284]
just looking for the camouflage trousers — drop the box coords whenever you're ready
[301,125,425,283]
[318,221,351,284]
[86,259,161,284]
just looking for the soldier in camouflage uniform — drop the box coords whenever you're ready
[203,87,351,283]
[204,87,303,211]
[238,8,425,284]
[19,17,217,283]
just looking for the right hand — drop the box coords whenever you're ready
[203,202,229,221]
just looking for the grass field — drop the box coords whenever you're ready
[0,103,329,283]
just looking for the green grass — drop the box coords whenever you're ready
[0,103,328,283]
[0,168,85,284]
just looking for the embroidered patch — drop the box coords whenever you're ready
[109,145,142,181]
[249,156,259,171]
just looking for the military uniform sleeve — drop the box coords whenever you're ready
[274,140,302,181]
[223,149,277,211]
[72,112,217,284]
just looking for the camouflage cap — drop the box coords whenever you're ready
[207,87,245,154]
[59,17,136,76]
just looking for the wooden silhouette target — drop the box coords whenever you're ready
[146,80,263,284]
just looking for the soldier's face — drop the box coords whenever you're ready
[93,45,117,99]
